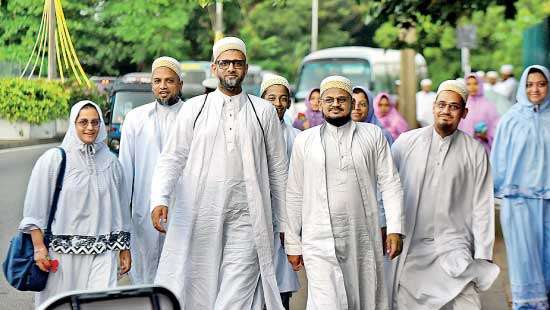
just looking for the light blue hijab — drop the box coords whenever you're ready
[353,86,394,145]
[491,65,550,198]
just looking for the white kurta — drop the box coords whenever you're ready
[285,121,404,310]
[273,121,301,293]
[118,100,183,285]
[150,89,287,310]
[494,77,518,103]
[415,91,436,127]
[19,101,131,307]
[389,126,500,309]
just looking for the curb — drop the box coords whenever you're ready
[0,136,63,150]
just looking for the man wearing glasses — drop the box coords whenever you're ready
[389,80,500,309]
[150,37,288,310]
[285,75,404,309]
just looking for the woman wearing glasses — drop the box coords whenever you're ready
[19,100,131,307]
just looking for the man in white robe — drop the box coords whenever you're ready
[118,56,184,285]
[260,74,301,309]
[494,64,518,103]
[285,75,405,310]
[416,79,436,127]
[150,37,287,310]
[389,80,500,309]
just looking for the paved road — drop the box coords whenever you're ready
[0,143,511,309]
[0,143,59,309]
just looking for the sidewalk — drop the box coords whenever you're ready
[0,136,62,150]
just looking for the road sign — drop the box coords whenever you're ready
[456,25,477,49]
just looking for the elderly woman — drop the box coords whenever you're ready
[491,65,550,310]
[19,100,131,306]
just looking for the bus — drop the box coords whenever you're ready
[291,46,428,117]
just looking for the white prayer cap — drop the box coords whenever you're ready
[437,79,468,103]
[260,74,290,96]
[500,64,514,74]
[476,70,485,77]
[420,79,433,87]
[202,77,218,89]
[320,75,352,96]
[487,71,499,79]
[152,56,182,79]
[212,37,247,61]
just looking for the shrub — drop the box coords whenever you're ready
[0,78,70,124]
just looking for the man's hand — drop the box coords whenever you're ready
[287,255,304,271]
[34,247,51,272]
[119,249,131,275]
[386,233,403,259]
[151,205,168,233]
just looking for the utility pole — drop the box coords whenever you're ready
[311,0,318,52]
[214,0,223,42]
[47,0,57,80]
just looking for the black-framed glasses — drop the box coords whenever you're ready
[322,96,350,105]
[75,119,100,128]
[216,59,246,70]
[435,102,462,112]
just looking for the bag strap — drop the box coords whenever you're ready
[192,93,209,130]
[45,147,66,234]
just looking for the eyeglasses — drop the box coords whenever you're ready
[354,101,368,109]
[216,60,246,70]
[435,102,462,112]
[322,96,350,105]
[75,119,100,128]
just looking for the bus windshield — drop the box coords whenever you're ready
[295,59,372,101]
[111,91,154,125]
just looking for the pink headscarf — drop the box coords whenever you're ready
[293,88,324,130]
[373,92,409,140]
[458,73,500,153]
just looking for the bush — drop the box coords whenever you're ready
[0,78,110,125]
[64,79,109,113]
[0,78,70,124]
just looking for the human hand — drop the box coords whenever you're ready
[151,205,168,233]
[287,255,304,271]
[119,249,131,275]
[386,233,403,259]
[34,247,51,272]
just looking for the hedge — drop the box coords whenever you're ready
[0,78,107,125]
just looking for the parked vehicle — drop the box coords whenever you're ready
[290,46,428,118]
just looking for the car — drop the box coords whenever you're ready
[180,61,212,99]
[106,74,154,153]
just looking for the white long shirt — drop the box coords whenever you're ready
[118,99,183,285]
[285,121,404,310]
[389,127,500,309]
[150,89,287,309]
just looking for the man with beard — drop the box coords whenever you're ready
[260,74,301,309]
[388,80,499,309]
[118,56,184,285]
[285,75,404,309]
[150,37,287,310]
